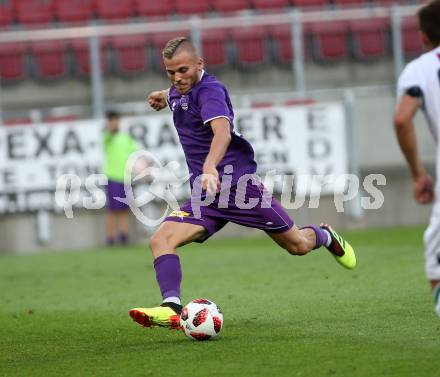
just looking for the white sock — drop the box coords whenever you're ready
[435,300,440,317]
[433,283,440,317]
[322,229,332,247]
[163,296,181,305]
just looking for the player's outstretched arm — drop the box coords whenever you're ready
[394,94,434,204]
[147,89,169,111]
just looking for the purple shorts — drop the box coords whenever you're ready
[164,180,294,243]
[107,180,129,211]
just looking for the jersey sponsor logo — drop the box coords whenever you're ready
[169,210,191,218]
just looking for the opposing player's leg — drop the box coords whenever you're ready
[431,280,440,317]
[268,223,356,269]
[423,209,440,316]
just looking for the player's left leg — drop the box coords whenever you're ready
[267,223,356,269]
[267,225,325,256]
[216,179,356,268]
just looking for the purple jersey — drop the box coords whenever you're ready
[167,71,257,189]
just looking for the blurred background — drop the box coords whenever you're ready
[0,0,435,253]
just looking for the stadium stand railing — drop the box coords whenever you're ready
[0,3,423,80]
[0,2,422,122]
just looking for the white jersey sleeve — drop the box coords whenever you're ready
[396,59,426,100]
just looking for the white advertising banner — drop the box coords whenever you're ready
[0,103,347,213]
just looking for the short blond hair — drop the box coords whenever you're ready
[162,37,196,59]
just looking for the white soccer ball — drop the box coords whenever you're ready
[180,299,223,341]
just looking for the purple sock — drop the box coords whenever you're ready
[300,225,328,250]
[154,254,182,300]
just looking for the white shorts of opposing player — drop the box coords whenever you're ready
[423,201,440,316]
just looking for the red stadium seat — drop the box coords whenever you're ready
[31,40,68,79]
[95,0,134,20]
[402,17,423,56]
[350,18,389,59]
[251,0,290,10]
[0,43,27,81]
[333,0,368,7]
[71,39,108,76]
[0,3,13,28]
[270,24,308,64]
[55,0,94,23]
[201,29,229,68]
[270,25,293,63]
[309,21,349,61]
[232,26,268,66]
[291,0,327,9]
[174,0,210,15]
[211,0,249,13]
[135,0,173,18]
[14,0,55,26]
[110,35,148,74]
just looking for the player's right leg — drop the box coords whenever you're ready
[431,280,440,317]
[423,209,440,317]
[129,221,206,329]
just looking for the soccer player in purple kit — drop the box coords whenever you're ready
[129,37,356,329]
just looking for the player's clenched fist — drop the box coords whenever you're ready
[413,174,434,205]
[202,163,220,196]
[147,90,168,111]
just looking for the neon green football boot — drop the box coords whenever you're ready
[129,304,182,329]
[321,224,356,270]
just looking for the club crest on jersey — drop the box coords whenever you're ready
[180,95,189,111]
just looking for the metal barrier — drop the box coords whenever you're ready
[0,4,422,121]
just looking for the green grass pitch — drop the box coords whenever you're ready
[1,226,439,377]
